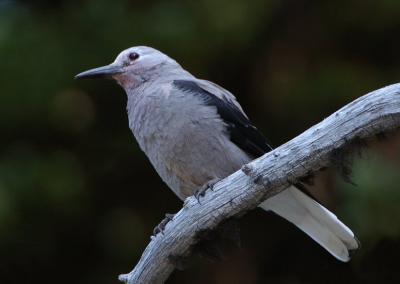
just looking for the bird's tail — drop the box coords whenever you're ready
[259,186,359,261]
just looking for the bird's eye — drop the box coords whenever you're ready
[128,52,140,61]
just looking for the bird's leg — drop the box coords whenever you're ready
[153,213,175,236]
[194,178,221,203]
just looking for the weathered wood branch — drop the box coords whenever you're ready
[119,83,400,284]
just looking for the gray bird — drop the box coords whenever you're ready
[76,46,359,261]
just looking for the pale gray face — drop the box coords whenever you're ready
[75,46,177,87]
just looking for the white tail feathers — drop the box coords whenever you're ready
[259,186,359,262]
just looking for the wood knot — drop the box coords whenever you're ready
[253,175,264,185]
[241,164,265,185]
[241,164,253,176]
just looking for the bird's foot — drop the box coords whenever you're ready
[194,178,221,203]
[153,213,175,236]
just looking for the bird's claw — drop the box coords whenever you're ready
[194,187,207,204]
[153,213,175,236]
[194,178,221,204]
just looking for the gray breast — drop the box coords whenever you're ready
[126,82,251,200]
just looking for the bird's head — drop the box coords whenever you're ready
[75,46,179,88]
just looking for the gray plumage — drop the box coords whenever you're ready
[76,46,359,261]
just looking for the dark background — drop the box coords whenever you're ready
[1,0,400,283]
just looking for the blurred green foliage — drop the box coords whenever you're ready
[1,0,400,283]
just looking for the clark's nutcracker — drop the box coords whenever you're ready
[76,46,359,261]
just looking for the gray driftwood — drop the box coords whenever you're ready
[119,83,400,284]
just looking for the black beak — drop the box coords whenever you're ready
[74,64,124,80]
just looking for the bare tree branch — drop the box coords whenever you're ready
[119,83,400,284]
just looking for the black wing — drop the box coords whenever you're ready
[173,80,317,200]
[173,80,272,158]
